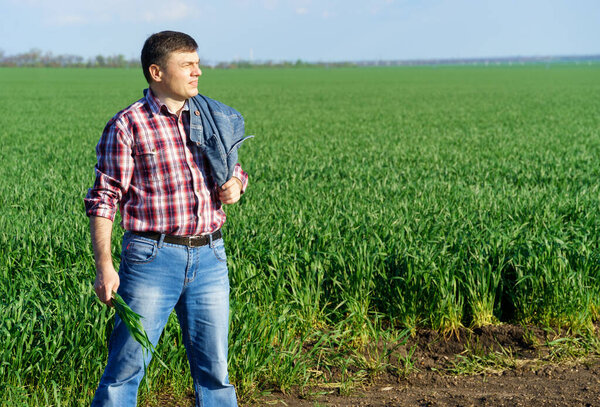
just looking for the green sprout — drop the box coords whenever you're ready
[111,291,167,388]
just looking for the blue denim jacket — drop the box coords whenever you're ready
[189,94,253,187]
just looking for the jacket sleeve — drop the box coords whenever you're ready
[84,117,134,221]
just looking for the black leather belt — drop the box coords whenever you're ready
[132,229,221,247]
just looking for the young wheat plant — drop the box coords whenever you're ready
[111,291,167,387]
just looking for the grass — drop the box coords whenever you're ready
[448,344,518,376]
[545,332,600,363]
[111,291,167,386]
[446,327,600,377]
[0,64,600,405]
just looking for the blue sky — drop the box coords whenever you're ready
[1,0,598,63]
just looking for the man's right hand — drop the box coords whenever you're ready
[94,264,120,307]
[90,215,118,307]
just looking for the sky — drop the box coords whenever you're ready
[1,0,599,63]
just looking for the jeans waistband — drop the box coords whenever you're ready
[131,229,221,247]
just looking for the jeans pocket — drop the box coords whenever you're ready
[123,238,158,264]
[211,239,227,263]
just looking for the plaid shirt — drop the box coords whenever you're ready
[84,89,248,236]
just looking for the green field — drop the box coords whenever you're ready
[1,65,600,405]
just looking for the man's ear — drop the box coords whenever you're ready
[148,64,162,83]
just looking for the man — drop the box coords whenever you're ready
[84,31,249,406]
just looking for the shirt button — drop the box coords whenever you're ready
[194,110,200,116]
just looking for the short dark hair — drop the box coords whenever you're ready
[141,31,198,83]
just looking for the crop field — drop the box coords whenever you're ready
[1,64,600,405]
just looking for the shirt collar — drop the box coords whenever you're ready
[144,88,189,116]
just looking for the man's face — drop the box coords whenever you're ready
[155,50,201,101]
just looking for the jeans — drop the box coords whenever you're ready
[91,231,238,407]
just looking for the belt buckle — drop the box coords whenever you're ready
[188,235,203,247]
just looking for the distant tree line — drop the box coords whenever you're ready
[0,49,140,68]
[0,49,358,69]
[213,59,357,69]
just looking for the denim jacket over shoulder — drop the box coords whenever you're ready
[189,94,253,187]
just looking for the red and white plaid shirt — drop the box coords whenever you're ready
[84,89,248,236]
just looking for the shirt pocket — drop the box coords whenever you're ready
[132,141,165,184]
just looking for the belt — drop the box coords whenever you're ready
[131,229,221,247]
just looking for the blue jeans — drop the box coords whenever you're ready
[92,232,238,407]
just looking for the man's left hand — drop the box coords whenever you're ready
[219,177,243,204]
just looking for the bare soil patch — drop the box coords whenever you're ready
[263,359,600,406]
[257,324,600,407]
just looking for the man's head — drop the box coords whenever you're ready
[141,31,202,103]
[141,31,198,84]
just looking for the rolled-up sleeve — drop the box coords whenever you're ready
[232,163,249,195]
[84,118,134,221]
